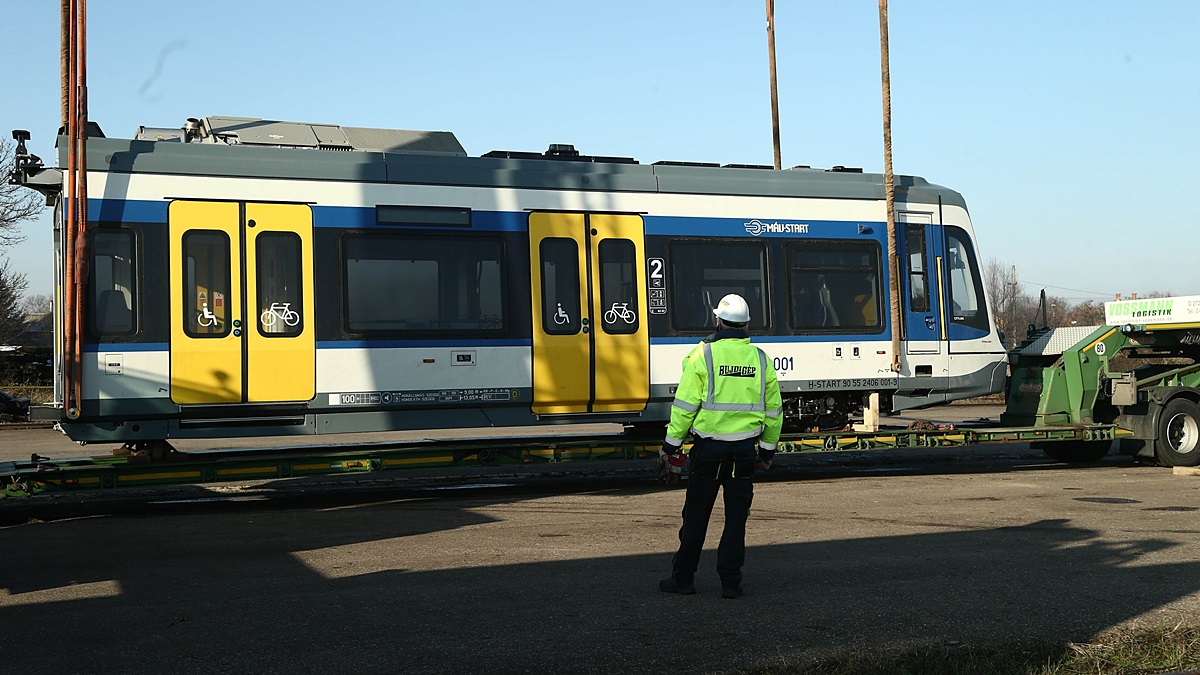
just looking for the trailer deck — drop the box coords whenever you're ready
[1,421,1133,499]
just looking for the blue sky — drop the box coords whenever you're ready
[2,1,1197,300]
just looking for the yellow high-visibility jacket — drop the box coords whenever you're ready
[664,330,783,453]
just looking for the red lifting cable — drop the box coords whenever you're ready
[62,0,78,417]
[61,0,88,418]
[72,0,89,418]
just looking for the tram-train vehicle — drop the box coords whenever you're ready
[9,116,1007,444]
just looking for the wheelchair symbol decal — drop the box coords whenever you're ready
[197,302,222,328]
[553,303,571,325]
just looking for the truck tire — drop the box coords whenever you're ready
[1041,440,1111,464]
[1155,398,1200,467]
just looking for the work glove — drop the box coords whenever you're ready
[658,443,685,484]
[757,446,775,470]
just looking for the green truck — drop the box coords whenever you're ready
[1003,295,1200,466]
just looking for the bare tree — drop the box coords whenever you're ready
[1064,300,1106,327]
[1,138,44,247]
[21,294,51,316]
[0,258,29,345]
[984,258,1036,347]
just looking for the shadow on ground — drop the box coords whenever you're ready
[2,479,1197,674]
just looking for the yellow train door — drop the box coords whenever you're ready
[529,212,649,415]
[169,201,315,405]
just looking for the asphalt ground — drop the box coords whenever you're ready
[6,406,1200,673]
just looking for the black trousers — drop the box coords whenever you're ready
[671,437,757,586]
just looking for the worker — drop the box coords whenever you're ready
[659,293,782,599]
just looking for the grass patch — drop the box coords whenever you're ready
[0,383,52,405]
[735,622,1200,675]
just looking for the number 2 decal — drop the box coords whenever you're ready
[647,257,667,315]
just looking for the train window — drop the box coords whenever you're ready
[88,228,137,338]
[255,232,303,337]
[540,238,580,335]
[945,227,990,332]
[668,241,768,331]
[905,225,930,312]
[786,242,881,331]
[182,231,232,338]
[598,239,639,335]
[343,234,505,334]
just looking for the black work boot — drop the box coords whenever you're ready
[659,575,696,595]
[720,584,743,599]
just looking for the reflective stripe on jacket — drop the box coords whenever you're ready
[665,330,783,452]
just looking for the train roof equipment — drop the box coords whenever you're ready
[14,116,968,209]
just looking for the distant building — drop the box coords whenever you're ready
[17,310,52,348]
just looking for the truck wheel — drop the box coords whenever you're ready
[1155,398,1200,467]
[1041,440,1112,464]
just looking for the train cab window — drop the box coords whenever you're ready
[255,232,303,337]
[669,241,768,331]
[182,231,231,338]
[343,234,505,335]
[945,227,989,332]
[88,228,138,338]
[905,224,930,313]
[598,239,639,334]
[787,242,881,331]
[540,238,580,335]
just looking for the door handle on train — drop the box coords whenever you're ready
[925,315,936,328]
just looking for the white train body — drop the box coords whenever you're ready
[21,116,1005,441]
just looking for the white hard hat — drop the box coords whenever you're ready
[713,294,751,323]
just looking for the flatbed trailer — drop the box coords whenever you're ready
[1,420,1130,499]
[5,294,1199,499]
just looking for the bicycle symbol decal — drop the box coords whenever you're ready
[553,303,571,325]
[261,302,300,329]
[197,302,222,328]
[603,302,636,325]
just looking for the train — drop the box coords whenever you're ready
[9,115,1007,446]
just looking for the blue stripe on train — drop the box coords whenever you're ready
[90,199,169,223]
[311,207,528,231]
[85,342,169,352]
[643,216,885,239]
[86,200,890,241]
[85,200,533,232]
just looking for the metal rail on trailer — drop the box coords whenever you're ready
[1,422,1131,499]
[1,434,663,498]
